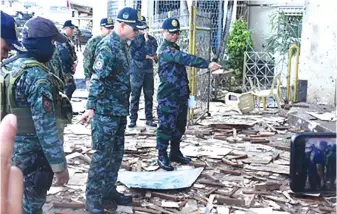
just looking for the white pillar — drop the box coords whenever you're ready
[298,0,337,104]
[92,0,108,36]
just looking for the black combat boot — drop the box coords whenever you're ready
[146,120,157,127]
[128,121,136,128]
[157,150,174,171]
[86,200,104,214]
[103,192,133,206]
[170,150,191,164]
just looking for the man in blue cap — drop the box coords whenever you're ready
[1,16,70,213]
[83,17,114,89]
[156,18,221,171]
[0,11,26,61]
[56,20,77,100]
[79,7,144,213]
[128,16,158,128]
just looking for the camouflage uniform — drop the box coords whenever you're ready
[5,57,68,214]
[56,35,77,99]
[129,33,158,124]
[73,27,82,51]
[156,39,209,167]
[47,48,65,83]
[85,31,131,211]
[83,35,104,81]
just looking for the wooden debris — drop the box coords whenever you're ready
[151,192,184,201]
[178,199,188,208]
[222,158,243,167]
[133,207,161,214]
[215,195,245,206]
[148,204,177,214]
[193,196,208,206]
[198,179,227,187]
[52,202,85,209]
[242,190,270,195]
[219,168,242,176]
[205,187,218,196]
[255,182,282,191]
[258,132,276,137]
[185,130,212,135]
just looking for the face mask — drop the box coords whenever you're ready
[22,37,55,63]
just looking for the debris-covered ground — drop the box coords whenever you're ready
[43,101,336,214]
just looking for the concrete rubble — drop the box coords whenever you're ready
[43,102,336,214]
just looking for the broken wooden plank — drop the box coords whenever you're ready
[255,182,281,191]
[203,173,218,182]
[185,130,212,135]
[222,158,243,168]
[243,137,270,143]
[215,195,245,206]
[226,154,248,160]
[205,187,218,196]
[52,202,85,209]
[219,168,242,176]
[179,199,188,208]
[198,179,227,187]
[242,190,270,195]
[258,132,276,137]
[151,192,184,201]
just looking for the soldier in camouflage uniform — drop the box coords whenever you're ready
[79,7,145,214]
[156,18,221,171]
[83,17,114,89]
[57,20,77,100]
[73,26,82,52]
[128,16,158,128]
[1,17,70,213]
[47,48,65,83]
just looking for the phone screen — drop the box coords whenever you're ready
[290,133,336,195]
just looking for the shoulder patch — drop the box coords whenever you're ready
[95,60,103,70]
[42,95,53,113]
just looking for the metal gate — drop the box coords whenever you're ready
[149,1,212,124]
[242,51,275,91]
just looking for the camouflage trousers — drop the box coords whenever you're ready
[65,75,76,100]
[13,125,65,214]
[86,114,126,205]
[129,70,154,123]
[156,97,188,152]
[13,152,54,214]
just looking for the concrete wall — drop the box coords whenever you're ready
[298,0,337,105]
[248,6,278,52]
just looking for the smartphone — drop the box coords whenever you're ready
[290,133,336,195]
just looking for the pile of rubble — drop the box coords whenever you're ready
[43,103,336,214]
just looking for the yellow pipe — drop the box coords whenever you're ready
[190,6,197,119]
[286,44,300,103]
[188,4,194,121]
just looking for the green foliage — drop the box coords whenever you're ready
[226,18,253,79]
[264,12,302,56]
